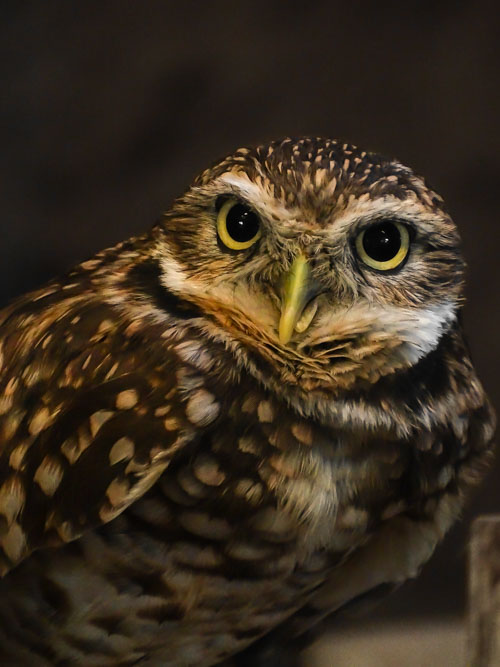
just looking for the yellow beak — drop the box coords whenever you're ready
[278,254,316,345]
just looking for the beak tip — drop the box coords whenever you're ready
[278,328,291,346]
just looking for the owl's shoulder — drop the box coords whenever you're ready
[0,267,227,575]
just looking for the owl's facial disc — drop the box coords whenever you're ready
[157,137,466,392]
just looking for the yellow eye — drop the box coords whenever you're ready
[217,198,261,250]
[355,220,410,271]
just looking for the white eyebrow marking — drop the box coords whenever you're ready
[215,173,292,222]
[330,196,444,236]
[201,172,448,239]
[217,173,265,201]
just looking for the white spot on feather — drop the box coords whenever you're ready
[89,410,114,437]
[257,400,274,423]
[29,407,51,436]
[34,456,64,496]
[185,390,219,426]
[106,478,130,506]
[116,390,138,410]
[1,522,27,562]
[109,437,135,465]
[0,476,26,524]
[9,443,29,471]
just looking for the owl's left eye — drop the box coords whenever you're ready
[217,198,261,250]
[355,220,410,271]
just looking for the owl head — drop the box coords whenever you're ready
[153,137,464,399]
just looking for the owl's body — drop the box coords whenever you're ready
[0,138,494,665]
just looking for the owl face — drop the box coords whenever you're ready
[155,138,465,395]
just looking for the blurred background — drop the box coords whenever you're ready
[1,2,498,664]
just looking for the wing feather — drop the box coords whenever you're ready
[0,276,212,574]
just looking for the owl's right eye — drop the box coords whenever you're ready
[217,198,261,250]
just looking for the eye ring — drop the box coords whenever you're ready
[217,198,261,250]
[355,220,410,271]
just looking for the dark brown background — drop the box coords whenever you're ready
[0,0,498,622]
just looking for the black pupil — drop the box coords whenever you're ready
[362,222,402,262]
[226,204,260,243]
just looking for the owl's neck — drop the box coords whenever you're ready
[111,249,473,439]
[200,321,471,441]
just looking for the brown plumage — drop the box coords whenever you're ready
[0,137,494,665]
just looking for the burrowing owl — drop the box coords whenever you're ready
[0,137,494,665]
